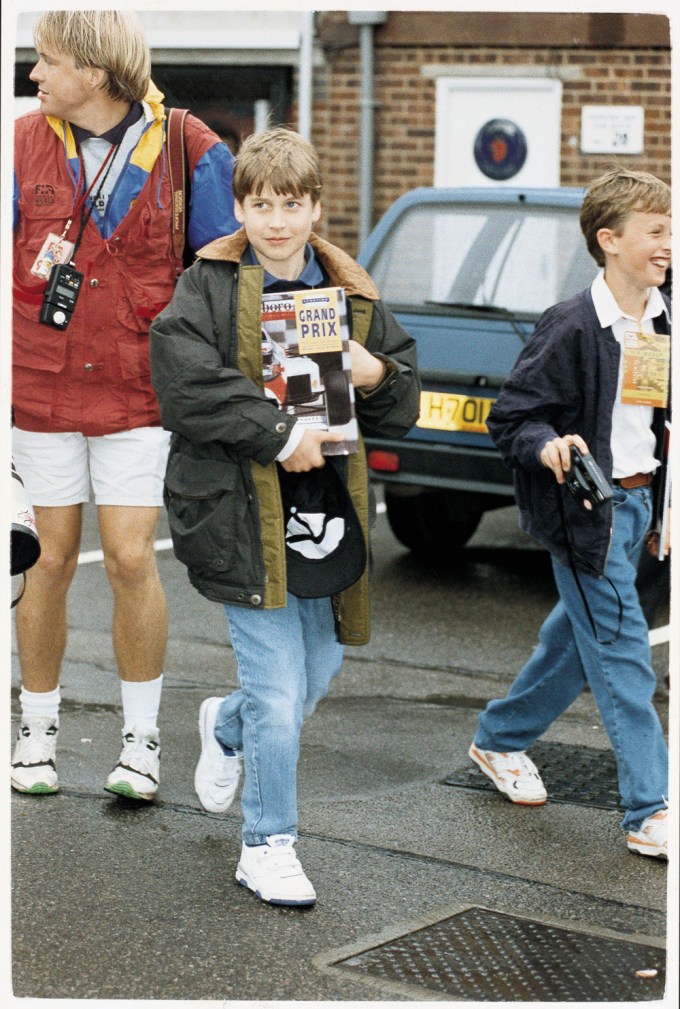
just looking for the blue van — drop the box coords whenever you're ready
[357,186,597,559]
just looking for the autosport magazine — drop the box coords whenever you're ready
[261,286,358,455]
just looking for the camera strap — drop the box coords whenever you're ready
[68,142,122,261]
[166,107,190,268]
[559,493,623,645]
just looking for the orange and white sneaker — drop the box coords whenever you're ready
[469,742,547,806]
[626,809,668,860]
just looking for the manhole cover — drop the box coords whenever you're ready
[444,741,621,809]
[332,907,665,1001]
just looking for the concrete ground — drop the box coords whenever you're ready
[6,503,676,1006]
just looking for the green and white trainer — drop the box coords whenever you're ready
[105,726,160,801]
[11,718,59,794]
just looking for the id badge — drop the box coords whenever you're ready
[621,329,670,409]
[30,232,76,280]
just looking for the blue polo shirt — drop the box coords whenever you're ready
[242,243,325,290]
[245,242,327,460]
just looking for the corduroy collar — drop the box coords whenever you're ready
[197,228,380,300]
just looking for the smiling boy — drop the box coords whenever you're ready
[149,127,420,905]
[468,168,671,859]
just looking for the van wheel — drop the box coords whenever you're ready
[384,489,484,557]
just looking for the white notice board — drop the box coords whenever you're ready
[580,105,644,154]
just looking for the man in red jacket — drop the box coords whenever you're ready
[11,10,238,801]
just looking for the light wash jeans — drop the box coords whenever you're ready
[475,485,668,831]
[214,594,344,845]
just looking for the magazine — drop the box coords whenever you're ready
[261,286,358,455]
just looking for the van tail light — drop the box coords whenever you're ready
[367,450,401,473]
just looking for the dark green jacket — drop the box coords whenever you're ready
[150,229,420,644]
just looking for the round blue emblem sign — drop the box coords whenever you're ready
[473,119,528,181]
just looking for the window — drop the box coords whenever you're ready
[366,201,596,316]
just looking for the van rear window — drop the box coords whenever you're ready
[366,202,597,317]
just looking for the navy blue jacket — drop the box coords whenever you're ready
[486,288,670,576]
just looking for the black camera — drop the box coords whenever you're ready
[565,446,613,507]
[39,262,84,329]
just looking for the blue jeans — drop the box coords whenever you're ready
[475,485,668,831]
[214,594,344,845]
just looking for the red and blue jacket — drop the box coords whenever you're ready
[13,85,238,436]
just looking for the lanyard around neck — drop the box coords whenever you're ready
[66,142,121,259]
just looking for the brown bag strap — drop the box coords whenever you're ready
[166,107,190,264]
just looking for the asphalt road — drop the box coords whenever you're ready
[7,496,675,1006]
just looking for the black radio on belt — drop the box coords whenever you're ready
[39,262,84,329]
[565,446,613,507]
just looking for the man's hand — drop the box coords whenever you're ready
[539,433,589,483]
[349,340,386,391]
[280,429,344,472]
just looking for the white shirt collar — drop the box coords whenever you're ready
[591,269,667,329]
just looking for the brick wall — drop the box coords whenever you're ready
[306,14,671,256]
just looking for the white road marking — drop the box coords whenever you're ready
[77,507,388,565]
[649,625,670,647]
[77,503,668,649]
[77,538,174,565]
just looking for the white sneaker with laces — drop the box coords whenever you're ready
[194,697,242,813]
[236,834,317,906]
[469,742,547,805]
[105,726,160,801]
[11,718,59,794]
[627,809,668,859]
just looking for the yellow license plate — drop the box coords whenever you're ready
[416,391,495,434]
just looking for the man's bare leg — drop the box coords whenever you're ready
[99,504,167,800]
[98,504,168,683]
[12,505,82,793]
[15,504,83,691]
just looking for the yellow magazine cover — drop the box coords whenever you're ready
[261,286,358,455]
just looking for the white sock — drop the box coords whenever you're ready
[19,686,61,724]
[120,675,163,735]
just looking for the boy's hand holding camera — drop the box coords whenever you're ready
[540,434,614,511]
[540,433,594,510]
[540,433,589,481]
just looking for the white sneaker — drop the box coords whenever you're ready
[11,718,59,794]
[194,697,243,813]
[627,809,668,859]
[236,834,317,906]
[105,726,160,801]
[469,742,547,806]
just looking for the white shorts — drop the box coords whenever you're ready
[11,427,172,507]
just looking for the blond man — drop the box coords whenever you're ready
[12,10,238,800]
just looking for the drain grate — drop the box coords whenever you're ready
[444,741,621,809]
[333,907,665,1001]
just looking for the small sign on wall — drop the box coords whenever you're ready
[580,105,644,154]
[434,77,562,187]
